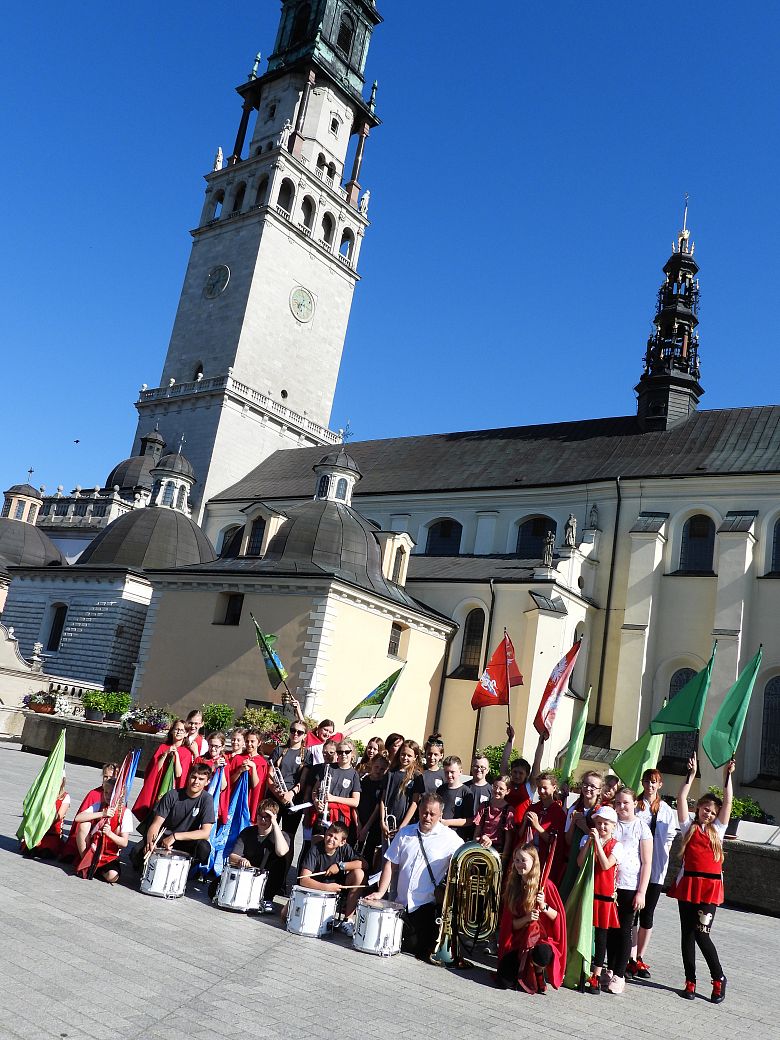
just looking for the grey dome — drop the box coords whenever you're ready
[5,483,43,500]
[153,452,195,480]
[314,449,362,477]
[0,518,67,569]
[77,507,216,570]
[104,455,156,492]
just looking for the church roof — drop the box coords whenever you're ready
[76,507,216,570]
[4,483,42,499]
[104,454,156,492]
[213,406,780,502]
[406,555,539,583]
[153,452,195,480]
[0,519,67,571]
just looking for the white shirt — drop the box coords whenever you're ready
[636,801,679,884]
[614,817,652,890]
[384,822,463,912]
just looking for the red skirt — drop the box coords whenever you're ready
[667,871,724,906]
[593,893,619,929]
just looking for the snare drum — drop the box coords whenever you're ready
[285,885,338,937]
[353,897,404,956]
[140,849,191,899]
[216,866,267,912]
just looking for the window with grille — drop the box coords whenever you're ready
[337,14,355,55]
[1,499,10,517]
[55,501,69,516]
[516,516,556,558]
[92,502,106,518]
[388,622,404,658]
[425,519,462,555]
[663,668,697,763]
[450,608,486,680]
[27,504,38,523]
[246,517,266,557]
[317,475,330,499]
[74,501,88,516]
[335,478,348,501]
[162,482,175,507]
[219,527,242,559]
[46,604,68,652]
[770,518,780,574]
[679,514,715,573]
[760,677,780,779]
[14,500,25,520]
[391,546,406,584]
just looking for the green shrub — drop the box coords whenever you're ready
[708,785,765,821]
[351,737,366,759]
[82,690,106,712]
[201,703,235,733]
[478,743,519,779]
[237,706,289,738]
[103,692,131,715]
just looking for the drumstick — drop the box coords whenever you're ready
[142,828,164,874]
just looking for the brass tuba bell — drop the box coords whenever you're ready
[431,841,503,967]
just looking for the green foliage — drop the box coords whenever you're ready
[236,706,289,739]
[102,692,131,715]
[201,703,235,733]
[81,690,106,712]
[351,737,366,759]
[708,785,765,821]
[478,743,518,779]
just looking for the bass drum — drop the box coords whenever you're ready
[286,885,337,937]
[353,898,404,956]
[215,866,267,912]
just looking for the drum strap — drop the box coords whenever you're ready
[416,831,440,888]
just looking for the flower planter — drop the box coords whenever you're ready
[260,740,278,756]
[84,709,105,723]
[29,704,55,715]
[131,721,159,734]
[104,712,122,723]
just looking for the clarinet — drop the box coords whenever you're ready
[320,764,332,827]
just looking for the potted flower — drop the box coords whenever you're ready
[23,691,57,715]
[237,706,291,756]
[120,705,172,734]
[82,690,106,723]
[103,691,132,723]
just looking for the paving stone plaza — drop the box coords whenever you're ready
[1,743,778,1040]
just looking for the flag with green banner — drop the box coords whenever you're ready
[563,843,595,989]
[611,725,663,794]
[251,614,288,691]
[16,729,66,849]
[560,687,590,782]
[344,667,404,724]
[649,644,715,735]
[702,646,763,768]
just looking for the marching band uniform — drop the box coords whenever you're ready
[497,879,567,992]
[133,743,193,824]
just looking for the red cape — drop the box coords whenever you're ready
[247,755,269,822]
[132,744,193,823]
[498,879,567,990]
[60,786,104,860]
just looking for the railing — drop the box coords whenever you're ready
[275,204,291,219]
[298,222,312,237]
[337,252,353,267]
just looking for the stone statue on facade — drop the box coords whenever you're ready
[564,513,577,548]
[359,190,371,216]
[30,642,44,673]
[542,529,555,568]
[278,120,293,148]
[213,147,224,172]
[589,503,599,529]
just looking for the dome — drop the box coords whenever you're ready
[76,507,217,570]
[4,483,42,500]
[0,518,67,569]
[104,454,157,492]
[153,452,195,480]
[314,449,362,477]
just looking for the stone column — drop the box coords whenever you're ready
[230,99,255,164]
[291,70,316,158]
[345,122,370,206]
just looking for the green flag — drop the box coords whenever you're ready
[611,726,663,794]
[16,729,66,849]
[560,687,591,782]
[158,751,176,801]
[649,644,715,734]
[563,843,595,989]
[251,614,288,691]
[702,646,763,768]
[344,667,404,724]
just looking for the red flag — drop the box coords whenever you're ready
[471,632,523,710]
[533,640,581,737]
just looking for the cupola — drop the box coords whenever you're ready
[312,449,362,506]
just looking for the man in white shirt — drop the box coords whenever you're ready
[368,792,463,961]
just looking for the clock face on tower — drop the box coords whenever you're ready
[203,265,230,299]
[290,286,315,323]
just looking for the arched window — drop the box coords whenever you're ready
[277,178,295,214]
[317,152,327,175]
[339,228,354,259]
[219,526,242,559]
[337,13,355,56]
[176,486,187,510]
[664,668,697,763]
[770,518,780,575]
[253,176,269,207]
[327,162,337,184]
[290,3,311,47]
[316,475,330,499]
[231,182,246,213]
[516,516,557,558]
[335,478,348,501]
[760,676,780,779]
[46,604,68,652]
[425,518,462,556]
[162,481,175,507]
[246,517,266,557]
[193,362,203,380]
[391,546,406,584]
[212,190,224,220]
[451,608,485,680]
[679,514,716,573]
[321,212,335,246]
[301,196,315,230]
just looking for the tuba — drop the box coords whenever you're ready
[431,841,503,966]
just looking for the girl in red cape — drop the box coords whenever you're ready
[60,763,119,862]
[498,844,567,994]
[243,729,270,822]
[21,777,70,858]
[132,719,193,824]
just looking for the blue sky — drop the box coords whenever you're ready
[2,2,778,496]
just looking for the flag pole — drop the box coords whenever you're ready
[504,627,511,728]
[250,612,294,706]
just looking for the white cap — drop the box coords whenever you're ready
[591,805,618,824]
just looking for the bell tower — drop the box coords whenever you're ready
[636,202,704,431]
[132,1,382,520]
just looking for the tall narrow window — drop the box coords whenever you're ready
[388,622,404,658]
[391,546,406,584]
[176,486,187,510]
[14,501,25,520]
[679,514,716,573]
[231,182,246,213]
[277,178,295,214]
[301,196,315,230]
[425,519,462,555]
[337,14,355,56]
[451,608,485,680]
[760,676,780,779]
[317,475,330,499]
[770,518,780,574]
[246,517,266,557]
[223,593,244,627]
[516,516,556,558]
[27,504,38,523]
[663,669,697,763]
[335,478,348,501]
[46,604,68,652]
[1,499,10,517]
[290,3,311,46]
[219,526,242,559]
[162,482,175,507]
[321,212,335,246]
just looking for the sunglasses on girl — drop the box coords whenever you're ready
[290,728,306,736]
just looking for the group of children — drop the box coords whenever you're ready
[19,708,736,1004]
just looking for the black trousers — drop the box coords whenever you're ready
[593,926,609,969]
[171,838,211,866]
[678,901,723,982]
[401,902,439,960]
[497,944,553,984]
[607,889,636,978]
[263,851,288,901]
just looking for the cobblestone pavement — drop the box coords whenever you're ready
[1,743,778,1040]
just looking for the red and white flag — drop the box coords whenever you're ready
[471,631,523,710]
[533,640,581,737]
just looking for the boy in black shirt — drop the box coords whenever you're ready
[299,821,365,936]
[440,756,476,839]
[142,763,215,867]
[229,798,290,913]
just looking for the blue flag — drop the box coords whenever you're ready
[198,765,225,880]
[207,771,250,877]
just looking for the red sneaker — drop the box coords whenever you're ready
[626,958,638,978]
[711,977,727,1004]
[586,972,601,994]
[635,957,651,979]
[682,980,696,1000]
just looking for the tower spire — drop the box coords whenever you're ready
[635,206,704,431]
